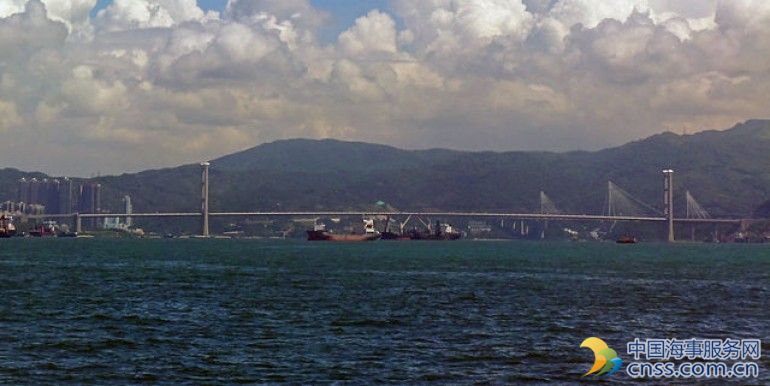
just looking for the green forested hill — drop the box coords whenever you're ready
[4,119,770,219]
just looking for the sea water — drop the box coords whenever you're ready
[0,239,768,384]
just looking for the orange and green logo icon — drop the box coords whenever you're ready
[581,337,623,376]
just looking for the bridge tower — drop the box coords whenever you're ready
[73,213,82,233]
[663,169,674,242]
[201,162,210,237]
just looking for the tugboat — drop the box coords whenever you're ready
[307,218,380,241]
[616,235,638,244]
[0,215,16,238]
[29,221,58,237]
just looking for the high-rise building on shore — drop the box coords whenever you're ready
[59,178,74,215]
[28,178,40,206]
[17,178,30,204]
[78,182,102,228]
[16,178,101,220]
[18,178,63,214]
[42,179,60,214]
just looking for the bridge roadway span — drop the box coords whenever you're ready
[28,212,746,224]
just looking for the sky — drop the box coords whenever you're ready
[1,0,769,176]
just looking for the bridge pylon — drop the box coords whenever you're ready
[201,162,210,237]
[73,213,82,233]
[663,169,674,242]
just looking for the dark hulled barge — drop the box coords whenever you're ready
[307,219,381,241]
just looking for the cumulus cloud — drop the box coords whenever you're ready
[339,10,398,56]
[94,0,210,31]
[394,0,534,56]
[1,0,770,175]
[0,100,23,131]
[225,0,325,30]
[0,0,96,37]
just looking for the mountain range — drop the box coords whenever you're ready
[3,120,770,222]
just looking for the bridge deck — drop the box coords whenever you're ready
[24,212,748,224]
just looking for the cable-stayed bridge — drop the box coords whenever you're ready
[26,166,754,241]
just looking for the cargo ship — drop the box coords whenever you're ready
[408,221,462,240]
[380,216,411,240]
[307,219,380,241]
[380,231,410,240]
[382,219,462,241]
[0,215,16,238]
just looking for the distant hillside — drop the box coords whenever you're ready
[3,120,770,223]
[0,168,47,202]
[212,138,461,173]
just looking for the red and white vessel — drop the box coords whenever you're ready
[0,215,17,238]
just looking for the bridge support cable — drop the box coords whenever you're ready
[685,191,710,219]
[539,191,562,215]
[539,191,563,239]
[605,180,664,236]
[685,190,710,241]
[607,181,662,217]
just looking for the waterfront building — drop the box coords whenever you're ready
[78,182,102,228]
[16,177,76,214]
[58,178,74,214]
[42,179,60,214]
[1,201,17,213]
[17,178,30,203]
[26,204,45,216]
[467,220,493,236]
[28,178,41,207]
[102,217,124,230]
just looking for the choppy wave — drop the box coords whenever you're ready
[0,239,767,384]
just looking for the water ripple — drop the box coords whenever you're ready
[0,239,767,384]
